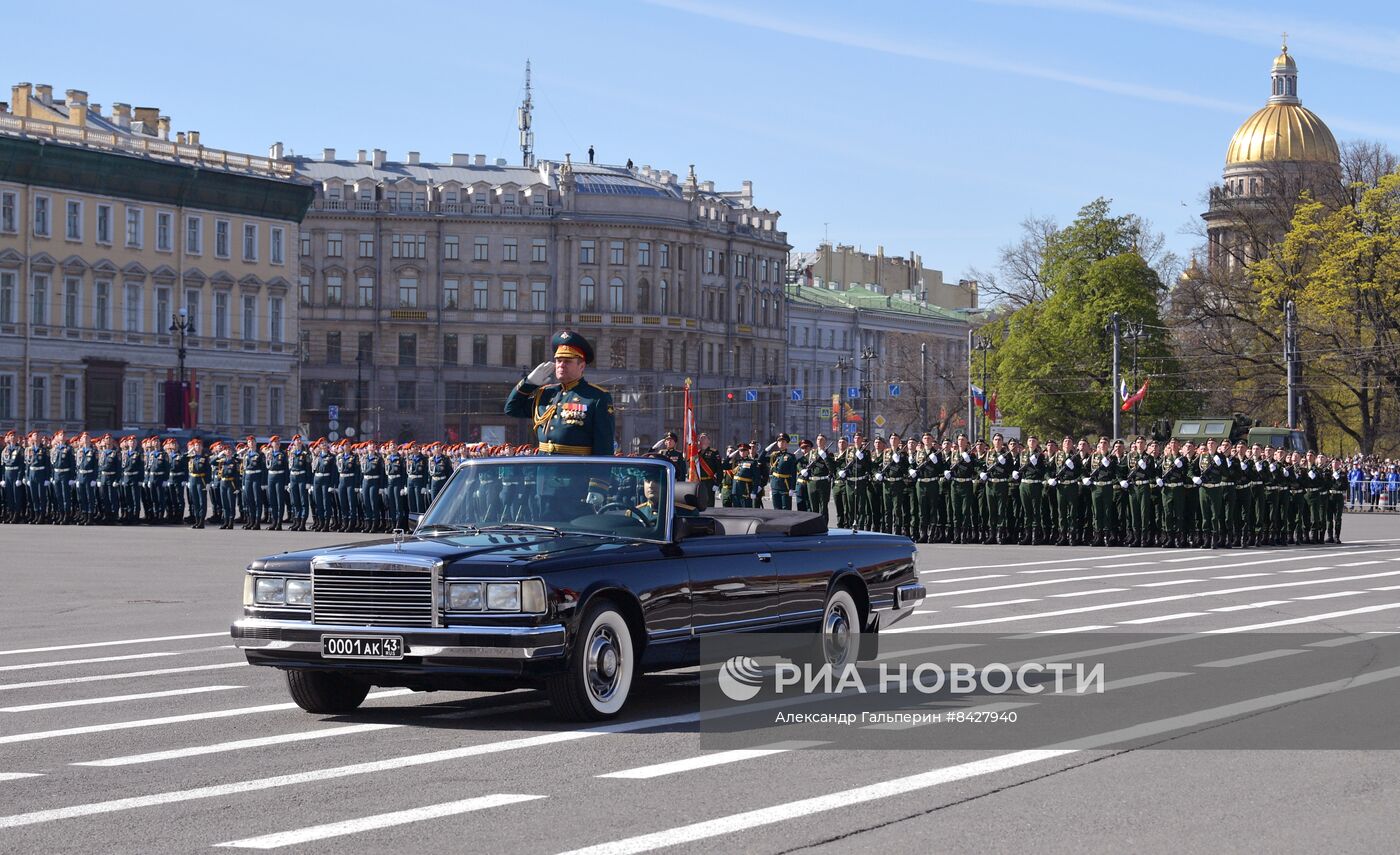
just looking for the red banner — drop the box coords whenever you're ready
[683,379,699,481]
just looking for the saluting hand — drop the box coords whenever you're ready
[526,361,555,385]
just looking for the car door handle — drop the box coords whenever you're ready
[756,552,772,562]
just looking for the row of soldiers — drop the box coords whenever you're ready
[0,429,524,532]
[708,431,1348,548]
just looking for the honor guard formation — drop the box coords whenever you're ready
[0,329,1362,546]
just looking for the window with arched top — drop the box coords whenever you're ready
[658,279,668,314]
[609,277,625,312]
[1286,78,1296,96]
[736,292,747,324]
[637,278,651,313]
[579,276,596,311]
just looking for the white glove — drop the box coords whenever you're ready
[1101,456,1110,467]
[837,469,847,478]
[874,473,883,481]
[961,452,971,462]
[998,454,1006,464]
[943,471,953,480]
[1119,479,1129,489]
[979,472,988,481]
[526,361,554,385]
[586,489,605,509]
[1138,458,1147,470]
[1155,477,1164,487]
[1012,471,1021,480]
[1255,461,1263,472]
[1269,464,1277,472]
[856,451,865,460]
[788,491,797,498]
[1309,471,1316,479]
[908,468,917,478]
[1081,476,1091,486]
[69,479,77,486]
[398,487,407,495]
[817,449,826,459]
[1174,458,1183,469]
[1029,454,1037,465]
[1047,477,1057,486]
[799,468,809,477]
[1192,476,1202,485]
[1066,459,1075,470]
[1213,455,1222,465]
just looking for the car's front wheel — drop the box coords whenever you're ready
[286,670,370,713]
[547,600,635,721]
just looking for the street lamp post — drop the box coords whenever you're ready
[969,334,992,442]
[169,307,195,428]
[1124,320,1147,436]
[859,345,877,437]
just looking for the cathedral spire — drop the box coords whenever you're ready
[1269,41,1300,106]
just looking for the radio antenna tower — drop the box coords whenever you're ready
[518,60,535,168]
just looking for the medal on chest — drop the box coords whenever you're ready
[560,400,589,426]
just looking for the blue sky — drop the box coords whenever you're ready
[10,0,1399,283]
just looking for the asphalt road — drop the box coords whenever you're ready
[3,516,1400,853]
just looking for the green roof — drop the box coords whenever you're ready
[785,283,971,322]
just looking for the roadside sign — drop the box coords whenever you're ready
[847,387,860,400]
[874,415,887,428]
[327,431,339,441]
[791,388,803,402]
[345,427,356,438]
[819,407,832,419]
[888,383,901,398]
[745,389,758,402]
[327,404,340,421]
[327,419,340,431]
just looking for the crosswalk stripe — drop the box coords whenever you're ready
[0,661,248,692]
[0,689,414,746]
[0,646,234,673]
[1119,612,1208,625]
[0,685,244,713]
[1138,579,1202,587]
[1049,588,1129,598]
[215,794,546,849]
[598,749,795,779]
[0,773,42,782]
[0,632,227,657]
[73,723,402,767]
[1198,649,1306,668]
[1295,591,1366,600]
[1203,603,1400,633]
[956,598,1039,609]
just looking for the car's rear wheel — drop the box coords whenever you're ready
[814,587,863,670]
[286,670,370,713]
[547,600,635,721]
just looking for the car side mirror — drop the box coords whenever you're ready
[674,516,717,542]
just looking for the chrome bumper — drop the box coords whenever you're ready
[230,618,567,660]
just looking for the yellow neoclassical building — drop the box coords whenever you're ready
[0,83,314,435]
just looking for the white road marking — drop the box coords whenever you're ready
[215,794,545,849]
[1009,625,1115,636]
[0,632,227,657]
[0,646,234,673]
[924,574,1007,584]
[1339,560,1384,567]
[0,685,243,713]
[1209,601,1289,612]
[1305,634,1392,648]
[1204,603,1400,633]
[1216,573,1271,579]
[598,749,796,779]
[0,662,248,692]
[1099,561,1154,568]
[1199,649,1306,668]
[0,689,414,746]
[956,598,1040,609]
[1370,584,1400,591]
[1295,591,1367,601]
[1282,567,1330,574]
[1049,588,1129,598]
[1080,671,1189,692]
[0,773,42,782]
[72,723,402,767]
[1021,567,1089,574]
[553,665,1400,855]
[930,551,1175,573]
[1138,579,1203,587]
[1119,612,1209,625]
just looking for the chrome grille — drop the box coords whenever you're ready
[311,559,438,627]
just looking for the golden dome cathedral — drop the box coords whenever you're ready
[1225,44,1339,167]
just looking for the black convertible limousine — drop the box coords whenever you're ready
[231,457,925,720]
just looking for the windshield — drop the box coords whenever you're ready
[419,457,672,542]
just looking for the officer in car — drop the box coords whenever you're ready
[506,330,615,456]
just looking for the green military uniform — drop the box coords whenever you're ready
[1197,448,1228,548]
[1017,446,1048,545]
[695,445,723,509]
[1327,464,1347,543]
[878,447,913,537]
[914,447,946,543]
[1090,449,1119,546]
[948,447,981,543]
[1161,448,1189,547]
[843,444,875,530]
[1052,448,1082,545]
[1303,459,1327,543]
[981,444,1014,544]
[831,446,849,527]
[731,452,760,508]
[766,436,800,510]
[504,330,615,456]
[1126,449,1158,547]
[804,444,835,524]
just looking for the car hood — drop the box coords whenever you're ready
[249,532,658,574]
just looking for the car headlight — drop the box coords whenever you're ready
[285,578,312,606]
[448,582,483,611]
[521,579,546,614]
[486,582,521,611]
[253,577,286,605]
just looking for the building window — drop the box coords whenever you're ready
[531,238,547,262]
[186,216,202,254]
[397,381,416,412]
[444,236,459,260]
[579,277,596,311]
[609,277,625,312]
[638,242,650,266]
[30,273,48,326]
[579,240,595,264]
[269,296,283,342]
[299,233,310,257]
[215,220,230,258]
[502,281,518,311]
[530,335,546,365]
[325,331,341,364]
[502,334,517,367]
[326,232,343,257]
[33,195,51,237]
[270,227,284,264]
[0,191,16,233]
[124,283,142,332]
[156,287,171,336]
[0,272,12,324]
[0,375,12,420]
[443,333,458,365]
[473,236,489,261]
[214,384,229,424]
[357,276,374,307]
[64,277,81,328]
[530,282,547,311]
[658,279,668,314]
[269,386,283,426]
[358,233,374,257]
[214,292,229,338]
[96,205,112,245]
[391,234,426,258]
[398,333,417,366]
[123,207,142,247]
[443,279,459,309]
[610,337,627,369]
[326,275,343,306]
[659,243,669,268]
[704,249,715,274]
[472,280,488,310]
[30,375,48,420]
[472,334,487,365]
[298,274,310,306]
[664,340,674,371]
[608,241,625,265]
[242,295,257,341]
[94,281,111,329]
[503,238,518,262]
[122,377,141,423]
[640,338,653,371]
[637,279,651,313]
[242,385,256,426]
[66,200,82,241]
[157,211,173,252]
[398,277,419,308]
[242,223,258,261]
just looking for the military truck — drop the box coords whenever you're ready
[1159,414,1306,453]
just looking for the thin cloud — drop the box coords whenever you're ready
[646,0,1252,114]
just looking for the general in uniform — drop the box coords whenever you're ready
[505,330,615,456]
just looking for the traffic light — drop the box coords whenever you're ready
[726,392,735,401]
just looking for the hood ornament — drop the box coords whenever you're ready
[392,528,406,551]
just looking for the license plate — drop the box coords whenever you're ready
[321,634,405,660]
